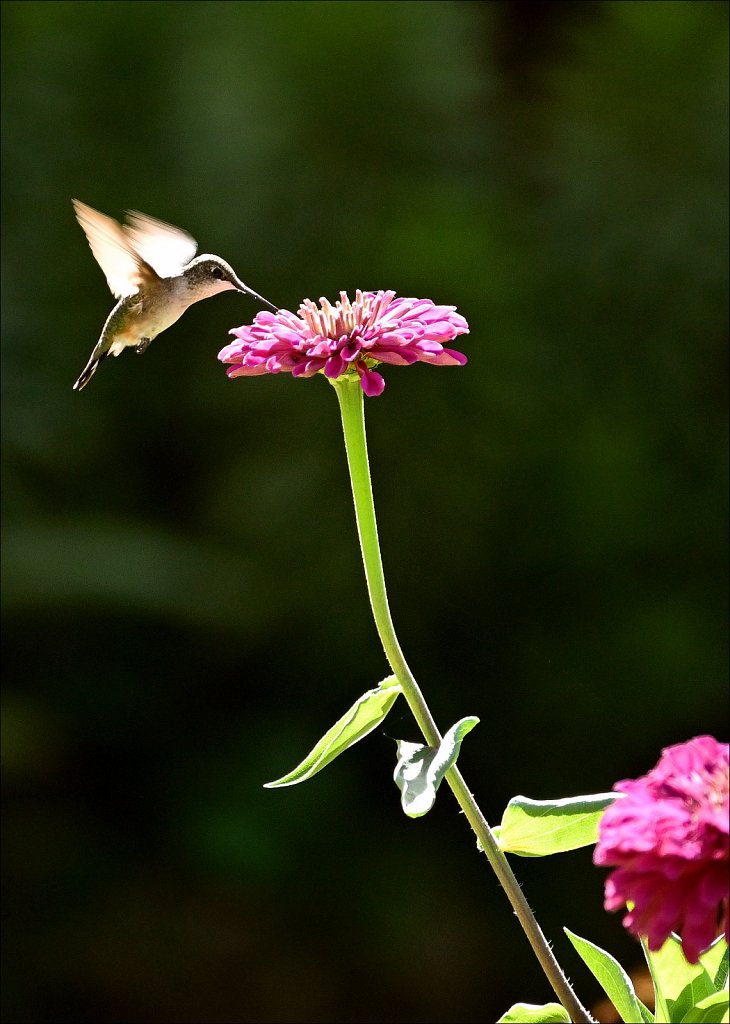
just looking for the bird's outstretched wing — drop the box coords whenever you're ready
[73,199,159,298]
[124,210,198,278]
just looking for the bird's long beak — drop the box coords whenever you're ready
[232,275,278,312]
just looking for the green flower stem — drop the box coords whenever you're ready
[332,376,593,1024]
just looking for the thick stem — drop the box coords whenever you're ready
[332,376,593,1024]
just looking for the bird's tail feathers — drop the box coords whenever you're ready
[73,351,107,391]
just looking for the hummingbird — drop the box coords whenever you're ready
[72,199,277,391]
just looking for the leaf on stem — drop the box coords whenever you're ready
[680,990,729,1023]
[642,934,729,1024]
[494,793,619,857]
[496,1002,572,1023]
[264,675,401,788]
[393,716,479,818]
[564,928,654,1023]
[712,945,729,992]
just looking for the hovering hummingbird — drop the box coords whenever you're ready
[72,199,277,391]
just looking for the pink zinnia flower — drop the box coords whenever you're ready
[594,735,729,963]
[219,289,469,397]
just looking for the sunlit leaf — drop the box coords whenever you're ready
[565,928,651,1023]
[393,716,479,818]
[643,934,728,1024]
[264,676,401,787]
[496,1002,571,1023]
[680,990,729,1023]
[702,939,729,992]
[494,793,618,856]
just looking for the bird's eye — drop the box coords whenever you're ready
[211,266,224,280]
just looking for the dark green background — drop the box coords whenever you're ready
[2,2,727,1022]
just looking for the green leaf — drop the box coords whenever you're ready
[393,716,479,818]
[496,1002,571,1023]
[639,1000,657,1022]
[701,939,729,992]
[681,990,729,1023]
[264,676,401,787]
[643,934,727,1024]
[565,928,651,1023]
[494,793,619,856]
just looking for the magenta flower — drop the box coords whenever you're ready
[219,289,469,397]
[594,735,729,963]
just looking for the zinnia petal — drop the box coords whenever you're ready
[220,289,469,397]
[594,735,729,963]
[357,364,385,397]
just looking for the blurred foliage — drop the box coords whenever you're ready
[1,2,728,1022]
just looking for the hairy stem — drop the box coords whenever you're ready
[332,376,593,1024]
